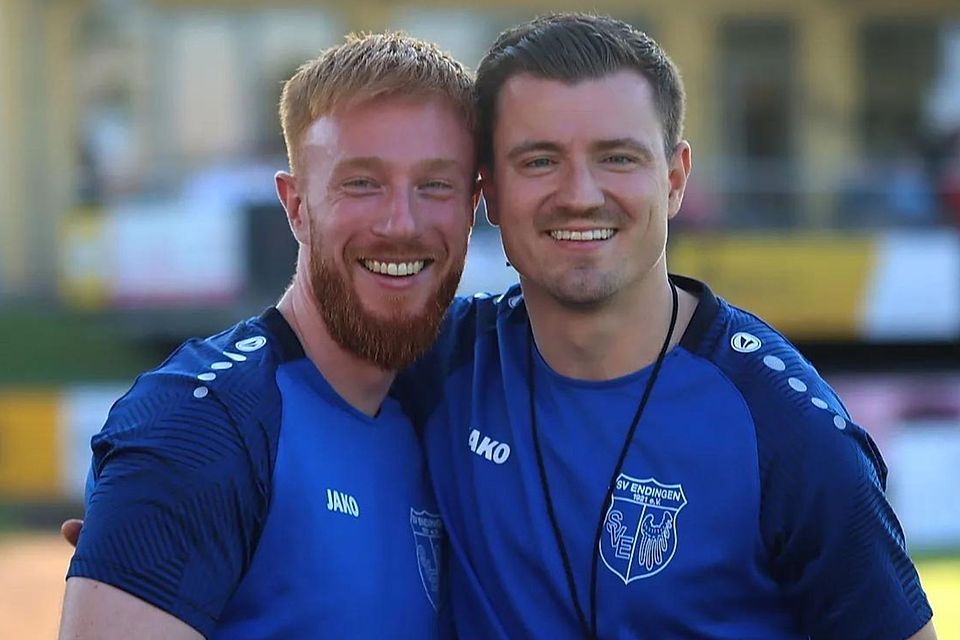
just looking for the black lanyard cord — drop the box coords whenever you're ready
[528,331,592,638]
[527,282,679,640]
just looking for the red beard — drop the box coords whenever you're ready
[308,235,462,371]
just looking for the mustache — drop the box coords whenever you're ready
[536,206,628,231]
[345,241,444,262]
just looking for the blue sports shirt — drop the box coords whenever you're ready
[68,308,446,639]
[396,276,933,639]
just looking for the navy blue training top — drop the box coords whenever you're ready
[396,276,933,639]
[68,308,446,639]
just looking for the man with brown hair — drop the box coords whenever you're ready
[58,33,477,639]
[398,12,937,640]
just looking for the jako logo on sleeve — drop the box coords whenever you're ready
[468,429,511,464]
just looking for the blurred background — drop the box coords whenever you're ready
[1,0,958,635]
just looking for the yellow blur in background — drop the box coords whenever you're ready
[0,391,59,498]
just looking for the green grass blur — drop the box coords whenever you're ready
[0,308,160,385]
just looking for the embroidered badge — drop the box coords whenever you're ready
[599,474,688,582]
[410,509,444,610]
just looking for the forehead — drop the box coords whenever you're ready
[301,94,475,169]
[493,70,663,151]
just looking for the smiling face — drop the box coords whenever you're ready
[484,70,690,309]
[287,93,476,369]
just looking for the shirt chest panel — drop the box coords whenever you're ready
[218,369,441,639]
[428,349,795,638]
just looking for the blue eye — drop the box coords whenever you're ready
[344,178,377,189]
[524,157,555,169]
[603,155,637,165]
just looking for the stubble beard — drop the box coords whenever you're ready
[524,206,631,308]
[541,269,622,308]
[308,234,463,371]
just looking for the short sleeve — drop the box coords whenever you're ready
[759,416,933,639]
[67,378,270,638]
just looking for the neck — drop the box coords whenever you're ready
[276,277,395,417]
[524,262,697,381]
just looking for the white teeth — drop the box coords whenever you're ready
[361,259,426,277]
[549,228,616,241]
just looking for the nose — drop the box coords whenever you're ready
[554,161,604,212]
[373,186,420,239]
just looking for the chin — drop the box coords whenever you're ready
[360,293,429,320]
[554,291,612,307]
[546,275,620,307]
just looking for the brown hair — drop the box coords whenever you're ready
[476,13,685,165]
[280,32,476,175]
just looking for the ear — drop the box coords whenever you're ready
[479,165,499,226]
[275,171,308,244]
[467,171,482,227]
[666,141,692,220]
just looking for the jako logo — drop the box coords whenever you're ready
[468,429,511,464]
[326,489,360,517]
[730,332,762,353]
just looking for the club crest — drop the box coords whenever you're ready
[599,474,687,583]
[410,508,444,611]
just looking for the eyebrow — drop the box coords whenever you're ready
[332,157,467,174]
[417,158,469,174]
[333,157,386,173]
[506,141,563,162]
[592,138,655,160]
[505,137,655,161]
